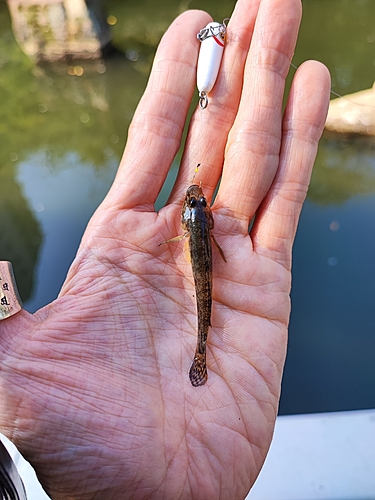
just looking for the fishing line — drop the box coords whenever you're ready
[290,62,375,109]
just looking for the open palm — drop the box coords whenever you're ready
[0,0,330,499]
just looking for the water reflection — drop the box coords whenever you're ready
[0,165,41,301]
[15,150,118,311]
[7,0,111,62]
[0,0,148,308]
[310,134,375,205]
[9,55,142,168]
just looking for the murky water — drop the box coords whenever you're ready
[1,0,375,414]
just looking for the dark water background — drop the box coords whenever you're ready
[1,0,375,415]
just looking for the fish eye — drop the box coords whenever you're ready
[199,197,207,207]
[189,197,197,208]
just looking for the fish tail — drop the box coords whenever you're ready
[189,352,208,387]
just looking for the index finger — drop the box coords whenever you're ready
[106,10,211,210]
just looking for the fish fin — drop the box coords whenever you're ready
[189,353,208,387]
[159,232,189,246]
[211,234,226,262]
[183,239,191,264]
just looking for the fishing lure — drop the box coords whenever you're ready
[196,19,229,109]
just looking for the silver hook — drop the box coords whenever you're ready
[222,18,230,29]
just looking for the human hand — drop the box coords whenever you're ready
[0,0,330,498]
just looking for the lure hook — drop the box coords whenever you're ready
[222,18,230,29]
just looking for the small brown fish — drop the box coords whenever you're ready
[161,184,225,386]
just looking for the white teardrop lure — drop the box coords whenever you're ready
[196,19,228,109]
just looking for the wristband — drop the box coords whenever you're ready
[0,262,22,321]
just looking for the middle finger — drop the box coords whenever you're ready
[215,0,302,227]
